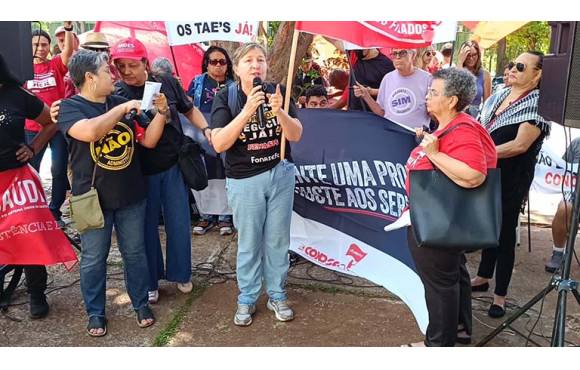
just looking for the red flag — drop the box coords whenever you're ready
[0,166,77,269]
[295,21,440,48]
[94,21,205,90]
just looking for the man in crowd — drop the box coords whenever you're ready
[25,22,74,227]
[441,43,456,69]
[304,85,328,109]
[353,48,432,129]
[348,48,394,111]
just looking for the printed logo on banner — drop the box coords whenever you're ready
[389,88,416,115]
[298,242,368,272]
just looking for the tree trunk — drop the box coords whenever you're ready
[495,38,507,75]
[267,21,313,85]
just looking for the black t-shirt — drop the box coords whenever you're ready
[115,74,194,175]
[0,84,44,172]
[200,76,227,113]
[58,94,146,210]
[349,53,395,111]
[491,123,545,207]
[210,83,297,179]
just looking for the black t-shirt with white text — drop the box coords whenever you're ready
[58,94,146,210]
[115,74,194,175]
[0,84,44,171]
[210,83,297,179]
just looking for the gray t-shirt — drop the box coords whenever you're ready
[377,68,432,129]
[563,137,580,163]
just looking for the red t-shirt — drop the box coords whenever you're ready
[405,112,497,195]
[24,55,68,132]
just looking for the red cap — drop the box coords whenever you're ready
[111,37,148,62]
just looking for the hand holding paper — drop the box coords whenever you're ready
[141,81,162,110]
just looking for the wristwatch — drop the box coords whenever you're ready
[202,127,211,135]
[64,25,74,32]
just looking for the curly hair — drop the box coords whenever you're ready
[432,68,477,112]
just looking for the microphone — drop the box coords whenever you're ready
[252,77,266,130]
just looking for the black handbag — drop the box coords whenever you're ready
[178,134,208,191]
[409,124,502,251]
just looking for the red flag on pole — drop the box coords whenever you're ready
[0,166,77,269]
[295,21,439,48]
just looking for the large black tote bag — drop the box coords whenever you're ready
[409,167,502,251]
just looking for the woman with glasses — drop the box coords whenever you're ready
[415,47,437,73]
[470,51,550,318]
[405,68,497,346]
[458,40,491,118]
[187,46,236,236]
[354,48,432,129]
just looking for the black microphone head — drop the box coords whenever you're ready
[252,76,263,87]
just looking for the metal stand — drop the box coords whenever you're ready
[477,166,580,347]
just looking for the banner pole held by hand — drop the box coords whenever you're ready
[281,27,300,161]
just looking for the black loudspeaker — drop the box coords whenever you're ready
[0,21,33,83]
[538,21,580,127]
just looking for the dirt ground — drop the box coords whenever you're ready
[1,219,579,347]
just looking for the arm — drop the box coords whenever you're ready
[212,85,264,153]
[139,93,170,149]
[495,122,541,159]
[16,104,57,163]
[184,106,211,142]
[67,100,141,143]
[60,21,75,67]
[355,83,385,116]
[268,84,302,142]
[483,70,491,103]
[421,132,486,188]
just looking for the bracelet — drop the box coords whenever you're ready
[202,127,211,134]
[64,25,73,32]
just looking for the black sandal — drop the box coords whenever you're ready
[86,316,107,337]
[136,306,155,328]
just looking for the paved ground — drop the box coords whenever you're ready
[1,218,579,346]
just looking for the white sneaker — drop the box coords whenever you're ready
[177,282,193,293]
[266,299,294,322]
[233,304,256,326]
[148,290,159,304]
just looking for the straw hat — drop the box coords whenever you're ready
[81,32,110,50]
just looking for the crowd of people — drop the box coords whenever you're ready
[1,22,560,345]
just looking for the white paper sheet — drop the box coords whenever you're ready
[140,81,162,110]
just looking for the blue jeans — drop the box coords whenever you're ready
[79,199,150,318]
[226,160,296,305]
[25,130,70,220]
[144,164,192,290]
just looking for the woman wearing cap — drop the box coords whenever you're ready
[470,52,550,318]
[187,46,235,237]
[458,40,491,117]
[210,43,302,326]
[55,49,168,336]
[111,37,211,304]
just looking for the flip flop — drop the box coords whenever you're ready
[136,306,155,328]
[87,316,107,337]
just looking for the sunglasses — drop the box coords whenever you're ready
[508,61,526,72]
[390,50,409,59]
[425,51,434,57]
[83,47,110,53]
[209,59,227,66]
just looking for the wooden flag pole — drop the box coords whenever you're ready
[280,27,300,161]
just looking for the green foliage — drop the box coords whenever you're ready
[483,21,551,75]
[267,21,282,48]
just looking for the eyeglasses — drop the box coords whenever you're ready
[209,59,227,66]
[425,51,434,57]
[390,50,409,59]
[508,61,526,72]
[427,89,442,98]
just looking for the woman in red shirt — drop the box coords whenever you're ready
[405,68,497,346]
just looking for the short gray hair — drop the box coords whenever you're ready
[432,67,477,112]
[67,49,109,89]
[151,57,174,76]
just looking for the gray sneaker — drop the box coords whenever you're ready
[266,299,294,322]
[545,250,564,273]
[233,304,256,326]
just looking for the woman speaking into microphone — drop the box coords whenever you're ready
[210,43,303,326]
